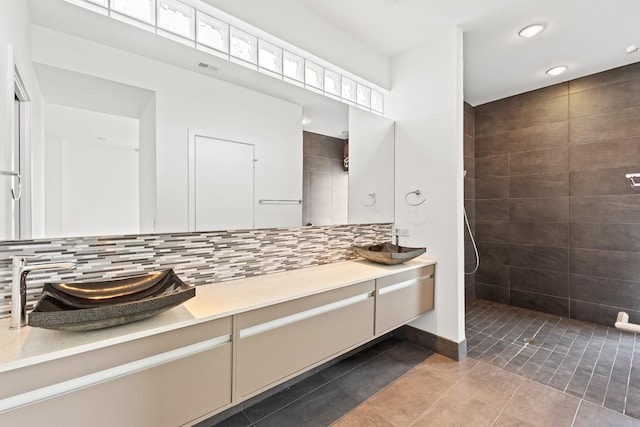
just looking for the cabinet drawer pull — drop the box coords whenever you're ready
[0,334,231,414]
[240,292,373,339]
[379,274,433,296]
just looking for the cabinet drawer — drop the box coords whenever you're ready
[375,267,434,335]
[0,339,233,427]
[237,281,375,398]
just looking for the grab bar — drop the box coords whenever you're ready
[259,199,302,205]
[0,170,21,201]
[625,173,640,188]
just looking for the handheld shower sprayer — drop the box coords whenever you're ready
[463,169,479,275]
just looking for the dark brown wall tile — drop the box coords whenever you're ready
[476,107,510,136]
[465,112,475,137]
[570,167,640,196]
[510,197,569,222]
[475,283,510,304]
[476,133,509,158]
[475,220,509,243]
[476,199,509,221]
[511,267,569,297]
[569,137,640,170]
[464,135,475,158]
[510,290,569,317]
[570,274,640,311]
[464,101,475,116]
[570,107,640,144]
[464,177,475,200]
[509,245,569,272]
[570,300,640,326]
[570,195,640,223]
[570,223,640,252]
[509,222,569,247]
[509,172,569,198]
[465,202,475,221]
[570,62,640,94]
[476,176,508,199]
[476,154,508,177]
[476,242,509,287]
[507,95,569,130]
[571,248,640,281]
[464,157,475,178]
[570,78,640,118]
[509,147,569,175]
[508,121,569,154]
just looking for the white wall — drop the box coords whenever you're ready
[139,96,156,233]
[387,25,465,344]
[31,26,303,234]
[43,104,139,237]
[348,107,395,225]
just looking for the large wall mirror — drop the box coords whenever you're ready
[0,0,394,241]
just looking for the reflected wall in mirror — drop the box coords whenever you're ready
[0,3,394,241]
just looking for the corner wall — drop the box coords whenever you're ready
[387,25,465,346]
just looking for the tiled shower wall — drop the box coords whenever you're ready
[464,102,476,301]
[0,223,391,318]
[473,61,640,327]
[302,131,349,226]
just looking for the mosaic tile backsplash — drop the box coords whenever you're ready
[0,223,391,318]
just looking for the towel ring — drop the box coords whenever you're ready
[361,192,376,207]
[405,189,425,206]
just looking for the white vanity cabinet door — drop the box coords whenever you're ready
[236,280,375,398]
[375,265,435,335]
[0,317,233,427]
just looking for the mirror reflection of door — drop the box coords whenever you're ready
[194,136,255,231]
[1,91,23,240]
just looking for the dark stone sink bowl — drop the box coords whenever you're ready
[352,242,426,265]
[28,269,195,331]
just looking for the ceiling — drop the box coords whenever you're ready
[27,0,640,109]
[296,0,640,105]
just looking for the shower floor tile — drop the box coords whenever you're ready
[466,299,640,420]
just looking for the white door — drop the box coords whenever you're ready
[0,95,21,240]
[193,135,255,231]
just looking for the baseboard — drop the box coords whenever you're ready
[393,325,467,361]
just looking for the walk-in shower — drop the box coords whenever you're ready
[463,170,479,275]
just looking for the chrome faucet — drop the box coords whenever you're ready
[10,256,75,329]
[391,228,400,246]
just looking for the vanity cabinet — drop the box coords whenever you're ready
[236,280,375,398]
[0,317,233,426]
[375,265,435,335]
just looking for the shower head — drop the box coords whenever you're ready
[463,170,467,178]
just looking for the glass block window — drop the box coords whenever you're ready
[342,77,356,103]
[357,84,371,109]
[305,61,323,90]
[158,0,195,40]
[283,51,304,82]
[230,27,257,64]
[258,40,282,74]
[111,0,155,24]
[324,69,341,97]
[371,90,384,113]
[197,12,228,53]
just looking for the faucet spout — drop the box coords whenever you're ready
[10,256,75,329]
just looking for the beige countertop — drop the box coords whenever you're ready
[0,256,436,373]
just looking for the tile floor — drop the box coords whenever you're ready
[209,299,640,426]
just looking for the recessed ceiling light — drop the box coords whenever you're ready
[546,66,568,76]
[518,24,545,38]
[627,44,638,54]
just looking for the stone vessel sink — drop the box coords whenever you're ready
[28,269,195,331]
[352,242,426,265]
